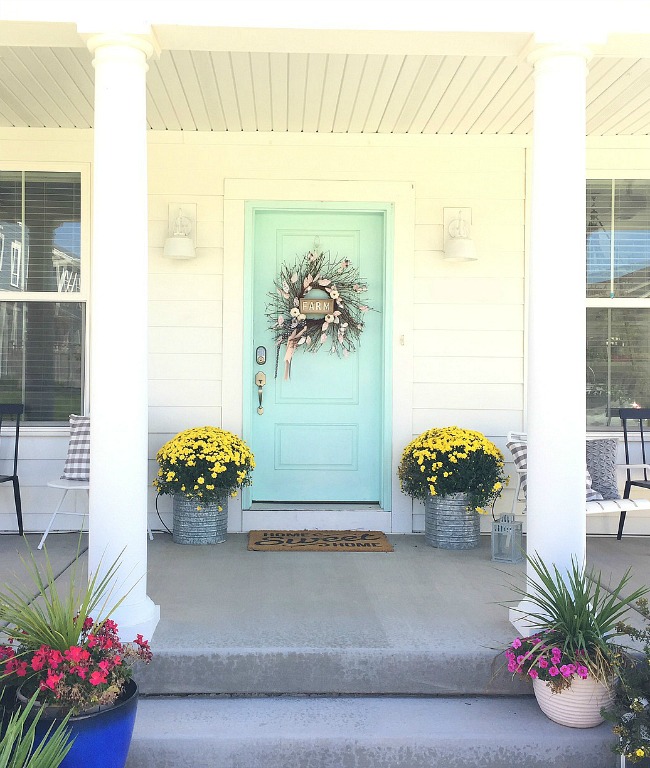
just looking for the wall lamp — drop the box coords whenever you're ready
[163,205,197,260]
[443,207,478,262]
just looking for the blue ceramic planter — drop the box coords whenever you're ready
[19,679,138,768]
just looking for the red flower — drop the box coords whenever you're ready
[43,672,63,691]
[64,645,89,663]
[89,671,107,686]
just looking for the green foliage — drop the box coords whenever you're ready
[602,597,650,762]
[509,552,648,685]
[0,691,72,768]
[0,542,125,657]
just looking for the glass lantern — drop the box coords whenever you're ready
[491,513,523,563]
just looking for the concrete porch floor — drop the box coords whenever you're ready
[0,532,648,693]
[1,532,649,767]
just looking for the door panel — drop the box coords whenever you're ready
[250,208,384,503]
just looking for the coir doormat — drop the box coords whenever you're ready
[247,530,393,552]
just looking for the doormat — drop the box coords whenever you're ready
[247,530,393,552]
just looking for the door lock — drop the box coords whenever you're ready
[255,371,266,415]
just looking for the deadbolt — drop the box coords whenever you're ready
[256,346,267,365]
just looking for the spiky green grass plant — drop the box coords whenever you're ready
[509,552,648,684]
[0,692,72,768]
[0,543,126,656]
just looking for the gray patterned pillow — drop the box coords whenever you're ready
[507,439,605,502]
[61,414,90,481]
[586,438,620,500]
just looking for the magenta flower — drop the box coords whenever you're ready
[548,666,560,677]
[538,658,549,669]
[576,665,589,679]
[511,638,522,649]
[528,669,539,679]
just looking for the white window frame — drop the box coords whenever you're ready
[0,164,91,426]
[586,174,650,432]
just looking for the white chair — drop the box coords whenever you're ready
[39,415,152,549]
[39,478,89,549]
[506,430,527,515]
[39,414,91,550]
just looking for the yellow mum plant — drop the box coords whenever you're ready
[398,426,507,512]
[154,426,255,502]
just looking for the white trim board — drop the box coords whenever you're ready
[223,179,415,533]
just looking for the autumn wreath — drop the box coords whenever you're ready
[266,249,371,379]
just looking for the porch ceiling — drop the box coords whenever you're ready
[2,42,650,135]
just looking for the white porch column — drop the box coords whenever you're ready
[525,44,591,585]
[87,33,159,639]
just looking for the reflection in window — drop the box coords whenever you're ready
[587,180,650,298]
[0,172,81,294]
[586,308,650,430]
[0,302,84,423]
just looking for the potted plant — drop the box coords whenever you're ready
[0,692,73,768]
[602,597,650,764]
[398,426,507,549]
[0,545,152,768]
[153,426,255,545]
[504,553,648,728]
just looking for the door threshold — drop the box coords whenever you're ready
[249,502,383,512]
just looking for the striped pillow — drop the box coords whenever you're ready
[61,414,90,481]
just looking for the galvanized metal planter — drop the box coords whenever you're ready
[424,492,480,550]
[172,494,228,545]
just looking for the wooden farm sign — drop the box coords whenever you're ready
[299,297,334,316]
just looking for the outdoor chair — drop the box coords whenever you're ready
[39,414,153,549]
[0,403,24,535]
[618,407,650,540]
[507,427,650,539]
[39,414,90,549]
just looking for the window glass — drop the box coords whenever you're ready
[0,301,84,423]
[0,171,81,293]
[587,179,650,298]
[586,308,650,430]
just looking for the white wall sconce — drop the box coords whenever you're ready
[163,204,197,260]
[443,207,478,262]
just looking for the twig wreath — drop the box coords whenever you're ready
[266,248,371,379]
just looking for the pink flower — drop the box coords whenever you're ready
[538,658,549,669]
[511,638,522,649]
[576,665,589,679]
[548,666,560,677]
[89,671,107,686]
[529,669,539,679]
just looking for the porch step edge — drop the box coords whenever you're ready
[126,695,617,768]
[135,647,530,697]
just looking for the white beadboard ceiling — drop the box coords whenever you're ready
[2,45,650,135]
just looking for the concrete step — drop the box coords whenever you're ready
[125,694,618,768]
[135,646,529,697]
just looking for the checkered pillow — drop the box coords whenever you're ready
[507,439,604,502]
[506,440,528,498]
[61,414,90,481]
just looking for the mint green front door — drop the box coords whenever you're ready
[249,207,385,503]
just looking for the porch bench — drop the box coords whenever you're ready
[507,431,650,538]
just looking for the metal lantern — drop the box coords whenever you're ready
[491,513,523,563]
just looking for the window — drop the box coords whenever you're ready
[0,171,84,423]
[586,179,650,429]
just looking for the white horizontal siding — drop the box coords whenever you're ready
[3,129,650,534]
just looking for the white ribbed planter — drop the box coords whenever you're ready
[533,676,615,728]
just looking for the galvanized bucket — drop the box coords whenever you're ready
[424,492,480,550]
[172,494,228,545]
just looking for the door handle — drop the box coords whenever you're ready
[255,371,266,415]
